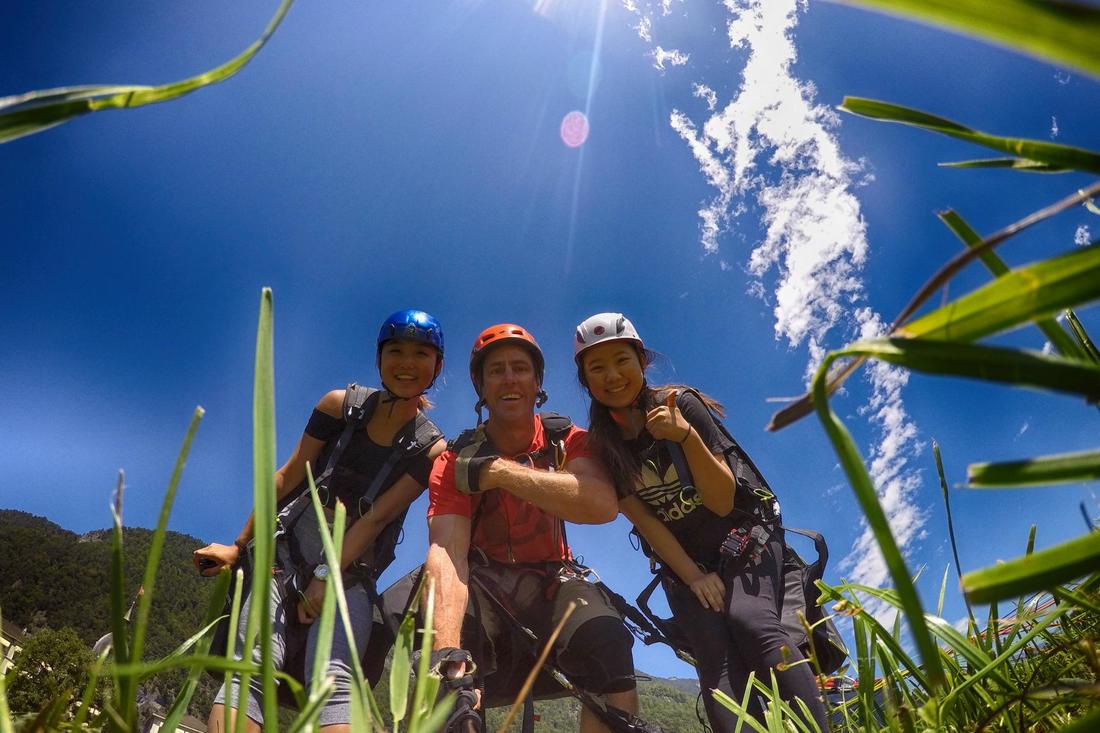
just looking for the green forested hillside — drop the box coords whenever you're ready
[0,510,704,728]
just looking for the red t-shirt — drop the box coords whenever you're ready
[428,416,592,563]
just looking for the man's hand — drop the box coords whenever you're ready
[297,577,327,624]
[646,392,693,444]
[688,572,726,612]
[192,543,240,577]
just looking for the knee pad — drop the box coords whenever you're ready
[557,617,636,694]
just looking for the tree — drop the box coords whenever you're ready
[6,627,101,715]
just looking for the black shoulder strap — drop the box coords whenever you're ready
[538,412,573,471]
[276,384,380,533]
[360,412,443,512]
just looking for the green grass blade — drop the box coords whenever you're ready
[287,678,337,733]
[833,0,1100,79]
[127,406,204,727]
[896,242,1100,342]
[713,688,770,733]
[812,352,946,689]
[968,448,1100,487]
[307,466,341,707]
[840,98,1100,174]
[223,568,245,733]
[409,578,441,733]
[962,532,1100,603]
[72,649,109,730]
[0,0,296,143]
[938,210,1086,359]
[305,464,376,729]
[940,157,1069,172]
[108,470,131,718]
[390,603,416,725]
[1065,310,1100,363]
[240,287,278,733]
[1054,705,1100,733]
[161,568,232,731]
[934,442,977,628]
[835,338,1100,401]
[114,655,258,677]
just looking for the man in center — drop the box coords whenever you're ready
[425,323,640,732]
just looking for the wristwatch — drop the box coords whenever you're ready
[313,563,330,581]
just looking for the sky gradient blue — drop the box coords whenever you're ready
[2,0,1098,685]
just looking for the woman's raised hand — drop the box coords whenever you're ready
[645,391,693,443]
[192,542,239,577]
[688,572,726,612]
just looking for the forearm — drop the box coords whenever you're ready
[426,543,470,649]
[681,431,735,515]
[482,461,616,524]
[630,513,705,585]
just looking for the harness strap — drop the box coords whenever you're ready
[468,569,674,733]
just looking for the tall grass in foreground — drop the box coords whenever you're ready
[1,289,451,732]
[759,0,1100,729]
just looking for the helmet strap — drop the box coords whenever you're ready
[474,398,486,425]
[536,389,548,408]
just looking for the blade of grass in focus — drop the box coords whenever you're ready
[238,287,278,733]
[304,465,344,727]
[940,157,1069,172]
[812,351,947,689]
[0,0,296,143]
[938,209,1087,359]
[1065,310,1100,362]
[962,532,1100,603]
[840,98,1100,174]
[223,568,246,733]
[833,338,1100,401]
[934,442,976,627]
[967,448,1100,487]
[895,243,1100,342]
[831,0,1100,79]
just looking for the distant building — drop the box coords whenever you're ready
[0,618,26,673]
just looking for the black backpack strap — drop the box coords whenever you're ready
[783,526,828,585]
[358,412,443,516]
[537,412,573,471]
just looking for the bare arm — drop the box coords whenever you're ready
[426,513,472,650]
[619,495,725,612]
[480,455,617,524]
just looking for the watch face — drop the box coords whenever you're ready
[314,564,329,580]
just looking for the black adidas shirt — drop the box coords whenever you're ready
[622,391,738,570]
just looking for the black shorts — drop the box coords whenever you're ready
[464,560,629,706]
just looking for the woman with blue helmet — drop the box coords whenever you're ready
[574,313,828,731]
[194,309,447,733]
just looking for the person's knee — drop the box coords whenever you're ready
[557,617,636,694]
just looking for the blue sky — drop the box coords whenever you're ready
[2,0,1098,685]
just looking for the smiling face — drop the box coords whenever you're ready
[480,343,539,421]
[378,338,440,398]
[581,341,645,409]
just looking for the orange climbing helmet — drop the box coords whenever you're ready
[469,323,545,395]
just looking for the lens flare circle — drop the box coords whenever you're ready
[560,111,589,148]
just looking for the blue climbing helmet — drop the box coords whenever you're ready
[377,309,445,358]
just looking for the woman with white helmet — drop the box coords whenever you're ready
[573,313,827,731]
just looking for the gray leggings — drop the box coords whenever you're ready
[213,575,372,727]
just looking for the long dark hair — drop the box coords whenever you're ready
[578,346,725,498]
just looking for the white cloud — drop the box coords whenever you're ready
[1050,116,1059,139]
[652,46,690,70]
[1075,225,1091,247]
[635,15,653,42]
[693,82,718,111]
[660,0,928,614]
[1016,421,1029,439]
